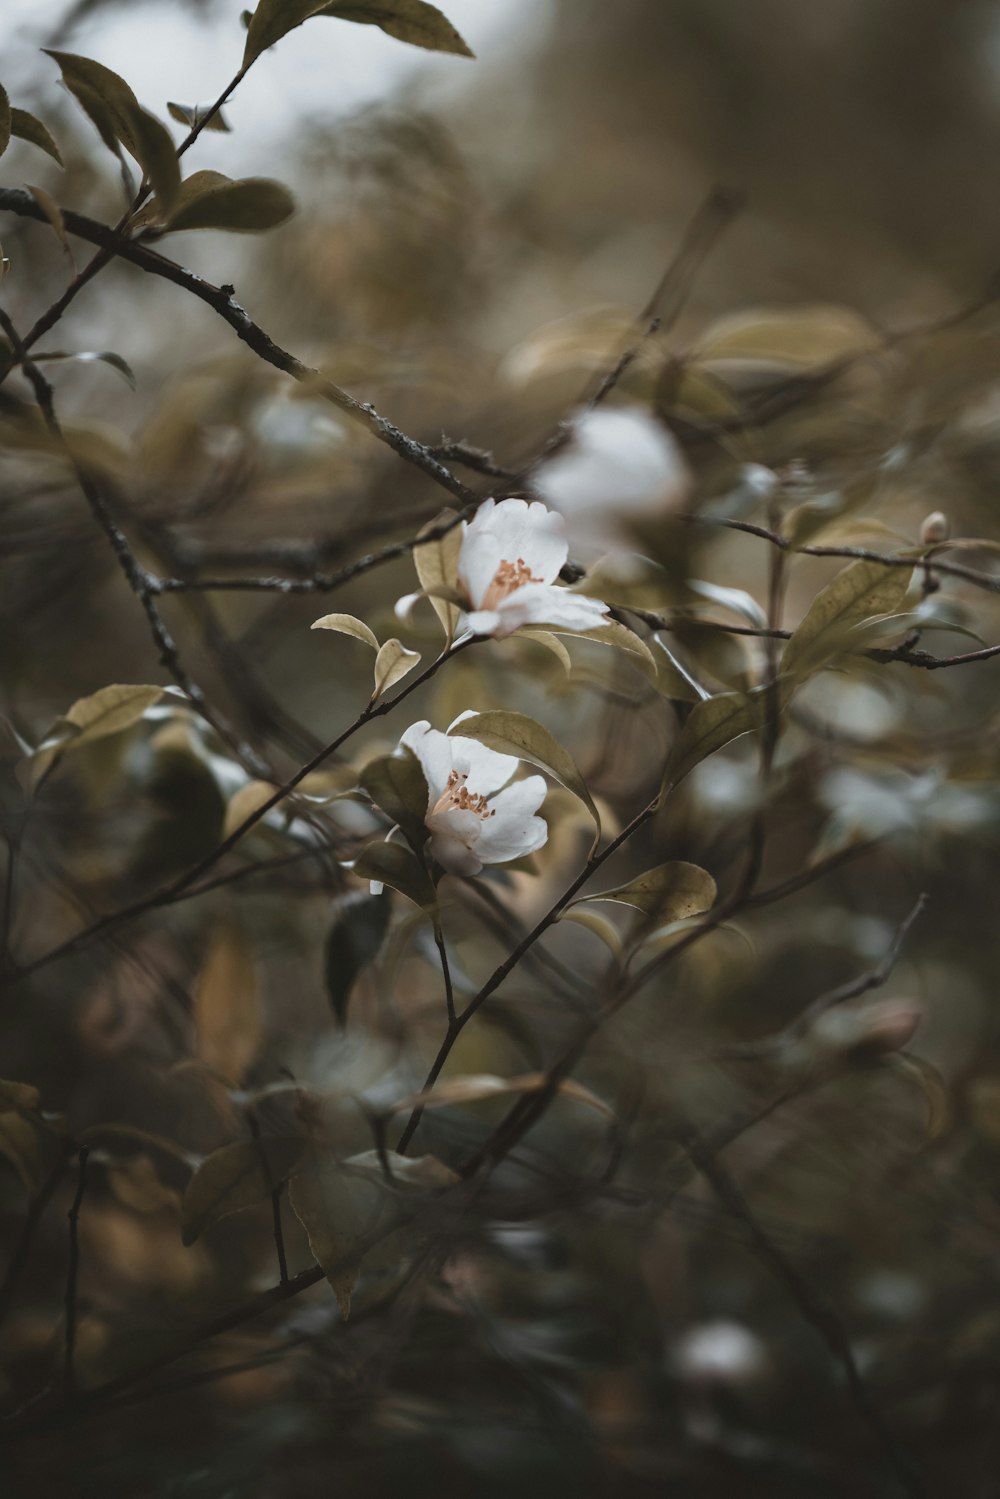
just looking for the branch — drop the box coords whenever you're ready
[0,188,474,504]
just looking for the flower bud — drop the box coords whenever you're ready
[920,511,950,546]
[809,999,923,1062]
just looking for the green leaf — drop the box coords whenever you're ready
[10,107,63,166]
[359,746,429,844]
[576,860,716,920]
[155,171,295,234]
[449,710,601,850]
[181,1137,304,1244]
[25,184,73,265]
[310,610,379,650]
[0,86,11,159]
[167,101,232,133]
[43,52,179,207]
[352,839,437,909]
[662,690,763,790]
[782,559,914,681]
[372,639,421,699]
[325,891,392,1026]
[316,1,474,57]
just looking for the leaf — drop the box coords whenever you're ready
[0,1080,41,1113]
[352,839,437,909]
[576,860,716,920]
[0,1113,57,1193]
[106,1152,182,1214]
[34,349,135,387]
[449,710,601,850]
[310,611,379,650]
[556,907,623,958]
[181,1136,304,1244]
[157,172,295,234]
[648,639,704,703]
[386,1073,614,1120]
[78,1122,197,1167]
[10,107,64,165]
[662,690,763,790]
[782,559,914,681]
[167,101,232,133]
[243,0,335,64]
[25,184,73,265]
[0,86,11,159]
[66,682,162,742]
[325,891,392,1026]
[194,922,261,1085]
[692,303,879,372]
[519,628,573,675]
[222,779,279,839]
[372,639,421,698]
[287,1148,384,1316]
[359,747,429,844]
[44,52,179,207]
[552,616,658,673]
[888,1053,949,1142]
[317,1,474,57]
[413,512,463,642]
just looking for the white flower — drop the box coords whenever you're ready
[532,406,691,552]
[457,497,609,639]
[400,714,549,877]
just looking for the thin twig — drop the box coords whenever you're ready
[63,1146,89,1397]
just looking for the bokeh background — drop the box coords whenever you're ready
[3,2,1000,1495]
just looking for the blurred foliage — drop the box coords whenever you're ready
[2,2,1000,1497]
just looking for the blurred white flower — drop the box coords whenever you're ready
[532,406,691,550]
[457,497,608,638]
[399,714,548,876]
[673,1320,767,1385]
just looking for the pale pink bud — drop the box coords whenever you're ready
[920,511,950,546]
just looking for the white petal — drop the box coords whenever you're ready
[476,776,549,863]
[534,406,690,547]
[458,497,569,607]
[447,732,518,796]
[492,582,609,635]
[399,720,452,806]
[463,608,504,637]
[426,807,484,875]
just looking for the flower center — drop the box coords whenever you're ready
[480,556,543,612]
[431,769,496,822]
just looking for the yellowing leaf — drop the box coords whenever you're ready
[450,710,601,850]
[576,860,716,920]
[372,639,421,698]
[0,1112,58,1193]
[181,1136,304,1244]
[0,1080,41,1113]
[519,628,573,675]
[387,1073,614,1119]
[194,923,260,1085]
[693,303,879,372]
[66,682,163,743]
[107,1153,182,1215]
[222,779,280,840]
[287,1150,382,1316]
[310,611,379,650]
[413,511,463,642]
[782,559,914,681]
[166,101,232,133]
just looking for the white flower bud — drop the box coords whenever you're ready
[920,511,950,545]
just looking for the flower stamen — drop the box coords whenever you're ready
[432,769,496,821]
[480,556,544,612]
